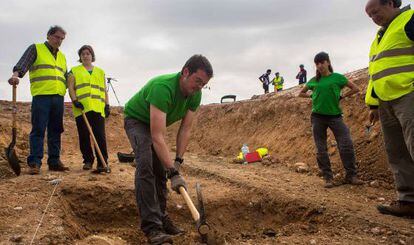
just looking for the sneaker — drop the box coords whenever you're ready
[324,179,334,188]
[147,230,173,245]
[28,165,40,175]
[344,176,364,185]
[48,161,69,172]
[83,163,92,170]
[163,216,185,235]
[377,201,414,217]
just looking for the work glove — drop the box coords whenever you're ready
[170,174,187,194]
[73,100,84,110]
[105,104,110,118]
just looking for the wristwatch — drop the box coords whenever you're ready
[166,167,180,179]
[175,157,184,164]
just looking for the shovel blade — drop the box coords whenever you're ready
[4,146,20,176]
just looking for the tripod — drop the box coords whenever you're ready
[106,77,121,106]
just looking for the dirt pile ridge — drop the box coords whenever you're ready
[0,68,413,245]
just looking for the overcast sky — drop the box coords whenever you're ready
[0,0,411,105]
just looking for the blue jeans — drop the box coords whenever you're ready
[27,95,64,167]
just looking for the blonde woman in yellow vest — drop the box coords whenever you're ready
[8,25,70,175]
[365,0,414,217]
[67,45,110,173]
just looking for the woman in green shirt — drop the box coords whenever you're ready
[299,52,362,188]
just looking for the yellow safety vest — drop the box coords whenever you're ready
[71,65,106,118]
[273,77,284,89]
[29,43,67,96]
[365,9,414,106]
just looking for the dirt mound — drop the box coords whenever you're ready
[1,68,413,245]
[168,68,393,186]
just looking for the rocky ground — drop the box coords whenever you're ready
[0,68,413,244]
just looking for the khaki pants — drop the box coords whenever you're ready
[379,91,414,202]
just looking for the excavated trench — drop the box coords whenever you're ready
[58,176,327,244]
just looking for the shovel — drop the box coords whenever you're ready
[81,112,110,173]
[4,84,21,176]
[179,183,210,243]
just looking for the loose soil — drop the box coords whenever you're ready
[0,68,413,244]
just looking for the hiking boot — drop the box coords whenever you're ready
[377,201,414,217]
[147,230,173,245]
[344,176,364,185]
[48,161,69,172]
[92,166,111,174]
[324,179,334,188]
[82,162,92,170]
[163,216,185,235]
[28,165,40,175]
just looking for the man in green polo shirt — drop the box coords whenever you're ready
[124,55,213,244]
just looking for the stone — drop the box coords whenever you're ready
[369,180,380,187]
[10,235,23,243]
[13,206,23,211]
[262,228,277,237]
[310,239,317,245]
[398,240,406,245]
[371,227,381,235]
[378,197,385,202]
[294,162,309,173]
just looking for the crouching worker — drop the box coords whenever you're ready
[299,52,363,188]
[67,45,110,173]
[124,55,213,244]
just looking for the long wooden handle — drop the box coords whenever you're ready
[82,112,108,168]
[12,85,16,129]
[179,186,200,221]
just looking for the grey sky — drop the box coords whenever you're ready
[0,0,411,105]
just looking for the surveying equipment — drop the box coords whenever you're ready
[106,77,121,106]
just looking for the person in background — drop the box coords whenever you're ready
[272,72,284,92]
[296,64,307,85]
[8,25,69,174]
[259,69,271,94]
[299,52,363,188]
[365,0,414,217]
[67,45,110,173]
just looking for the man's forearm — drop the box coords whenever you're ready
[13,44,36,78]
[152,136,174,169]
[176,126,191,158]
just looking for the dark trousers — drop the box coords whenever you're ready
[311,114,357,180]
[27,95,64,167]
[263,84,269,94]
[124,117,168,235]
[75,111,108,168]
[379,92,414,202]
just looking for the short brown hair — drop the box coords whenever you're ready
[181,54,213,78]
[77,45,95,62]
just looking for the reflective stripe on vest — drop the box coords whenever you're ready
[71,65,106,118]
[365,10,414,105]
[29,43,67,96]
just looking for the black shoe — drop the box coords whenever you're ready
[377,201,414,217]
[83,163,92,170]
[92,166,111,174]
[48,161,69,171]
[147,230,173,245]
[163,216,185,235]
